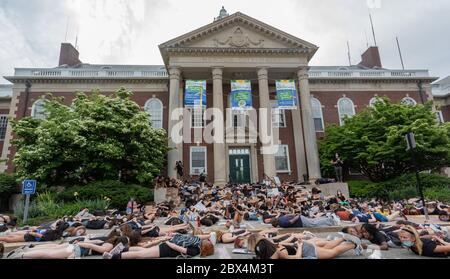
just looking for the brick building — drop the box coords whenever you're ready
[0,10,439,184]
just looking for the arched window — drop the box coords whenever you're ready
[337,97,355,125]
[144,98,163,129]
[401,97,417,106]
[31,99,47,120]
[369,97,383,107]
[311,98,324,132]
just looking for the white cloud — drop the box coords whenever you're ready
[1,0,449,83]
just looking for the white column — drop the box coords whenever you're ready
[257,68,277,178]
[167,67,182,179]
[212,67,227,186]
[298,67,321,180]
[291,89,308,182]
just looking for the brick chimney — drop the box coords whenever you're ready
[58,43,81,66]
[358,46,382,68]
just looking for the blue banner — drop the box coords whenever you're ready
[184,80,207,107]
[231,80,252,110]
[276,80,297,109]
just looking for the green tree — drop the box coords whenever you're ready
[319,98,450,182]
[11,88,168,186]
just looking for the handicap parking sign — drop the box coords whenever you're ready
[22,180,37,195]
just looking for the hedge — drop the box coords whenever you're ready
[57,180,153,209]
[348,173,450,202]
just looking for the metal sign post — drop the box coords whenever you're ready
[22,180,37,225]
[405,133,429,221]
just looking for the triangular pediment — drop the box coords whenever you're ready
[159,12,318,65]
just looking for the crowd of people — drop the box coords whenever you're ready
[1,177,449,260]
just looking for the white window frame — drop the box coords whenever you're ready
[0,115,8,141]
[275,144,291,173]
[144,98,164,129]
[311,98,325,132]
[401,97,417,106]
[190,146,207,175]
[337,97,356,126]
[436,110,444,124]
[31,99,47,120]
[271,100,286,128]
[369,97,384,107]
[189,107,205,128]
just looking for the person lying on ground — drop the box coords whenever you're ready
[253,232,362,260]
[103,233,215,259]
[399,225,450,258]
[0,221,68,243]
[271,213,340,228]
[8,234,130,259]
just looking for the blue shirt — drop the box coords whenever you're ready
[278,215,303,228]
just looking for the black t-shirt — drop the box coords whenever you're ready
[85,220,107,230]
[370,231,388,246]
[411,238,448,258]
[333,158,343,167]
[158,243,200,258]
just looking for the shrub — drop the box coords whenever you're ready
[13,191,110,223]
[348,180,387,199]
[349,173,450,201]
[57,180,153,209]
[0,173,18,197]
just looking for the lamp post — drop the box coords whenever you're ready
[405,132,429,221]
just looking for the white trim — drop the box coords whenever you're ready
[275,144,291,173]
[311,98,325,132]
[436,110,444,124]
[401,97,417,106]
[144,98,164,129]
[190,146,207,175]
[188,107,205,128]
[337,97,356,126]
[31,99,46,119]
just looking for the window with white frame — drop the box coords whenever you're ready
[189,107,205,128]
[271,101,286,128]
[0,115,8,140]
[369,97,383,107]
[144,98,163,129]
[337,97,356,125]
[31,99,47,120]
[311,98,324,132]
[190,146,207,175]
[436,110,444,124]
[232,110,247,128]
[401,97,417,106]
[275,145,291,173]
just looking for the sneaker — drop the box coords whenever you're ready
[353,244,364,256]
[331,214,341,226]
[339,232,362,246]
[109,242,125,257]
[209,232,217,245]
[102,252,113,259]
[303,231,316,240]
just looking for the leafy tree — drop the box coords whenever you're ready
[320,98,450,182]
[11,88,168,186]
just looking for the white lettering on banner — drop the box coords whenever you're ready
[170,108,280,154]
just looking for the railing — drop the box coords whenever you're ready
[309,69,430,78]
[14,68,169,78]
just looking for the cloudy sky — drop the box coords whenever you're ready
[1,0,449,83]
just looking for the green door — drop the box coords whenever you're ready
[229,154,251,184]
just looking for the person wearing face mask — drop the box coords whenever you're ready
[398,225,450,258]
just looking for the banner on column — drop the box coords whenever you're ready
[184,80,207,108]
[231,80,252,110]
[276,80,297,109]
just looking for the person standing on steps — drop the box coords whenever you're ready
[331,153,344,182]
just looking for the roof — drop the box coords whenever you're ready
[432,75,450,97]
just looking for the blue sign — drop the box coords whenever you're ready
[184,80,207,108]
[22,180,37,195]
[231,80,253,110]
